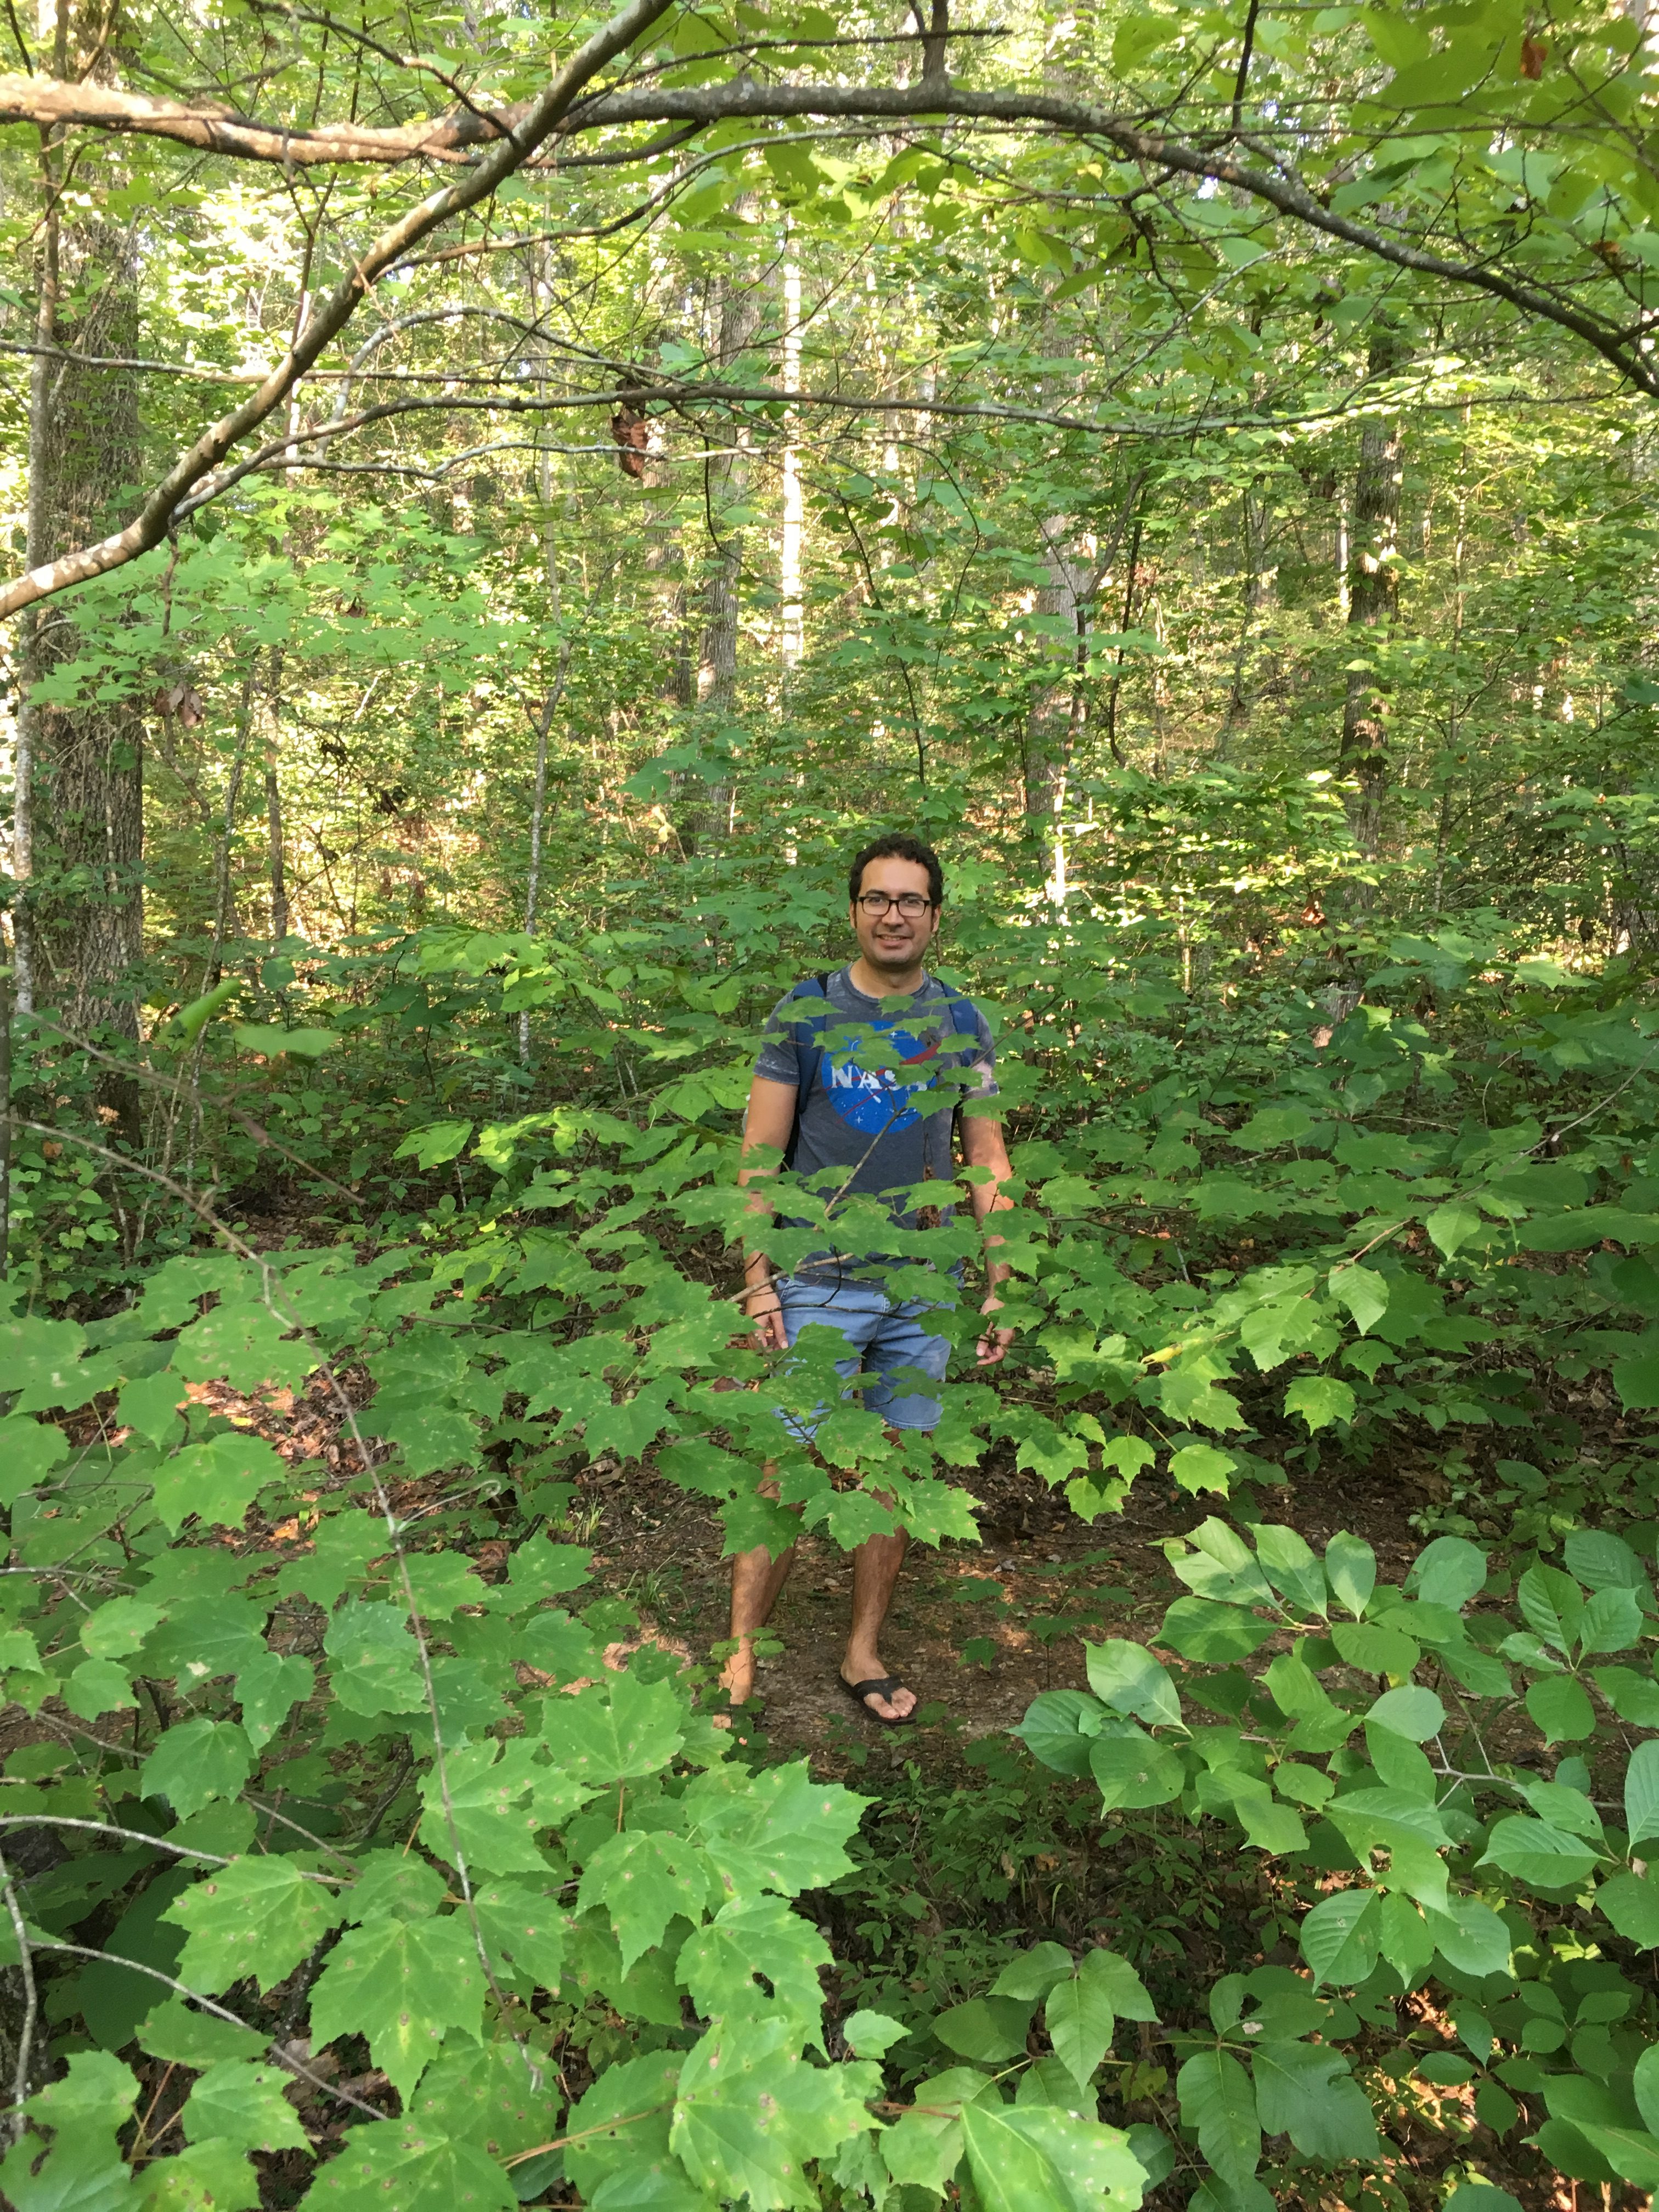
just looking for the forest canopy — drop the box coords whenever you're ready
[6,1,1659,2210]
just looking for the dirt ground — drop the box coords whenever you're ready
[578,1447,1428,1777]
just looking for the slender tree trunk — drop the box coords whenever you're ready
[1339,332,1406,857]
[265,648,289,942]
[696,208,764,843]
[22,0,145,1052]
[778,253,804,679]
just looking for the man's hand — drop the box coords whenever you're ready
[976,1294,1015,1367]
[742,1283,788,1353]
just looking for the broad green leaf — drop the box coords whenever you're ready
[166,1858,346,1995]
[541,1669,685,1787]
[676,1896,830,2032]
[1083,1639,1182,1728]
[419,1739,564,1876]
[959,2101,1148,2211]
[1156,1598,1270,1663]
[1168,1442,1235,1494]
[1299,1888,1381,1986]
[1045,1950,1121,2094]
[1323,1532,1376,1618]
[563,2050,691,2208]
[405,2040,550,2162]
[1581,1586,1644,1655]
[1635,2045,1659,2135]
[1404,1537,1487,1611]
[578,1827,715,1972]
[302,2121,516,2211]
[472,1881,568,1994]
[1478,1814,1600,1889]
[309,1911,487,2102]
[1596,1870,1659,1947]
[843,2010,907,2060]
[235,1649,313,1752]
[1517,1564,1585,1654]
[393,1120,475,1169]
[933,1995,1034,2062]
[116,1372,187,1449]
[1566,2127,1659,2191]
[1283,1375,1355,1432]
[232,1023,338,1057]
[137,2137,258,2210]
[1248,1522,1326,1617]
[139,1720,253,1822]
[1176,2049,1259,2190]
[137,2002,265,2069]
[1331,1618,1419,1675]
[1593,1666,1659,1726]
[1367,1684,1444,1740]
[1628,1740,1659,1847]
[689,1760,865,1900]
[179,2061,308,2153]
[1330,1265,1390,1334]
[1426,1201,1482,1258]
[0,1412,69,1505]
[1423,1896,1511,1977]
[0,1314,89,1413]
[990,1942,1075,2002]
[1089,1728,1185,1811]
[1251,2040,1378,2162]
[324,1599,427,1717]
[669,2018,877,2209]
[1526,1674,1595,1743]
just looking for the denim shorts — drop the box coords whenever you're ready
[773,1274,951,1437]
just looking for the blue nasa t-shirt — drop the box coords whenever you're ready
[753,967,997,1266]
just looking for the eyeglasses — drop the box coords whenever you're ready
[855,891,934,916]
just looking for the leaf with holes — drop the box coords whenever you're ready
[166,1858,347,1995]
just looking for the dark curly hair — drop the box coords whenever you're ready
[848,833,944,907]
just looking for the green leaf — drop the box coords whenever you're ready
[959,2101,1149,2211]
[1597,1870,1659,1947]
[419,1739,563,1876]
[324,1599,427,1717]
[1424,1895,1512,1977]
[1405,1537,1488,1611]
[1368,1684,1444,1739]
[1330,1265,1390,1335]
[1045,1950,1121,2094]
[1249,1522,1327,1617]
[991,1942,1076,2002]
[1283,1375,1355,1433]
[934,1995,1034,2062]
[302,2122,516,2212]
[0,1413,69,1505]
[1089,1729,1185,1811]
[309,1911,486,2102]
[689,1760,865,1900]
[541,1669,685,1787]
[1083,1640,1182,1728]
[563,2050,691,2207]
[1526,1674,1595,1743]
[1331,1617,1419,1675]
[1299,1888,1381,1986]
[1176,2048,1260,2190]
[137,2001,265,2069]
[1169,1442,1235,1494]
[669,2017,878,2210]
[1628,1740,1659,1847]
[0,1314,89,1413]
[138,2137,259,2210]
[232,1024,339,1057]
[139,1720,253,1822]
[180,2061,308,2153]
[843,2010,908,2061]
[472,1880,567,1994]
[1426,1201,1482,1258]
[1156,1598,1270,1663]
[393,1121,475,1169]
[579,1827,715,1973]
[1592,1665,1659,1726]
[677,1895,830,2032]
[1564,2128,1659,2191]
[1251,2040,1378,2163]
[235,1649,313,1752]
[1323,1532,1376,1618]
[1479,1814,1600,1889]
[166,1857,346,1995]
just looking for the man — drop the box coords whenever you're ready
[723,832,1015,1727]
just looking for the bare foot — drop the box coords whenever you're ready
[840,1662,916,1723]
[712,1638,758,1729]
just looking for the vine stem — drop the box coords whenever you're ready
[1,1839,38,2142]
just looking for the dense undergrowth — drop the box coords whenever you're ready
[6,795,1659,2211]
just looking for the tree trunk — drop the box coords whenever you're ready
[265,649,289,943]
[21,0,144,1047]
[1339,332,1406,857]
[695,215,764,844]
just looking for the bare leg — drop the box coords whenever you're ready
[721,1512,797,1707]
[842,1526,915,1722]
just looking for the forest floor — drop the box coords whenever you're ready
[579,1448,1431,1781]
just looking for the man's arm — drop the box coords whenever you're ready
[960,1110,1017,1367]
[737,1074,799,1352]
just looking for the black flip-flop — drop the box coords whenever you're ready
[840,1674,917,1727]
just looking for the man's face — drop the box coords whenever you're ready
[850,856,940,974]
